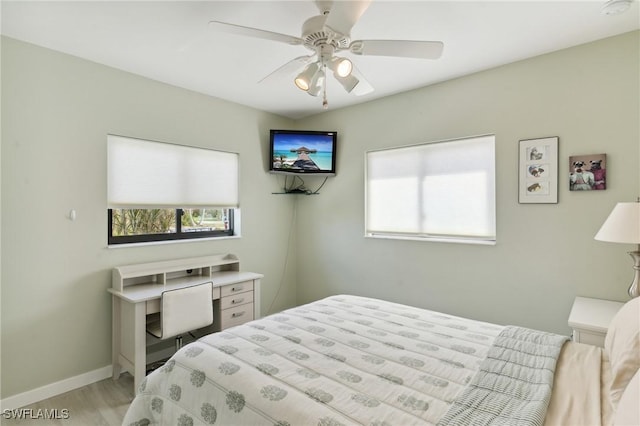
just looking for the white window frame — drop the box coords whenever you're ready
[365,134,496,245]
[107,134,240,245]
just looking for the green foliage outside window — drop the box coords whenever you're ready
[111,209,176,236]
[110,208,231,242]
[181,209,226,229]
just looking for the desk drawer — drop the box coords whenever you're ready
[220,303,254,329]
[221,281,253,297]
[221,291,253,310]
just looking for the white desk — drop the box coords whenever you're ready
[109,255,262,389]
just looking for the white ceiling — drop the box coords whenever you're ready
[2,1,638,119]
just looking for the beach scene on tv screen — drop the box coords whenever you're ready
[272,133,334,172]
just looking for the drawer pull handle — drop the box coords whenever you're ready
[231,298,244,305]
[231,312,245,318]
[230,286,242,292]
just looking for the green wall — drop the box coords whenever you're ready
[298,31,640,334]
[1,36,297,398]
[1,31,638,400]
[294,31,640,332]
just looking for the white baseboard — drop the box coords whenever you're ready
[0,365,113,411]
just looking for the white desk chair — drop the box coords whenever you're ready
[146,282,214,351]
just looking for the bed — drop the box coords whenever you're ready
[123,294,640,425]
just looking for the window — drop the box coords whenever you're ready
[107,135,239,245]
[108,208,234,244]
[365,135,496,244]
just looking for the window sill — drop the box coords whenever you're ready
[365,233,496,246]
[107,234,241,249]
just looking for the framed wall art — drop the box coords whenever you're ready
[569,153,606,191]
[518,136,559,204]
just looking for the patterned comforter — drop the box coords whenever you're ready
[123,295,564,426]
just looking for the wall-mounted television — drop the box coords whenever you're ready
[269,129,337,176]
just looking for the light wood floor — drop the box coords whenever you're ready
[2,374,135,426]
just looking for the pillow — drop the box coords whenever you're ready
[613,369,639,426]
[605,297,640,409]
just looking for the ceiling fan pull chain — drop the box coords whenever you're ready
[322,64,329,109]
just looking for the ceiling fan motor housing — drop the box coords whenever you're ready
[301,14,350,51]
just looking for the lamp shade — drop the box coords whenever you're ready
[594,202,640,244]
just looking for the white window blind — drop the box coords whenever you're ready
[108,135,239,208]
[366,135,496,243]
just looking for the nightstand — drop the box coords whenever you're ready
[568,296,624,347]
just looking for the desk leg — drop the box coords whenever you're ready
[254,278,262,319]
[111,295,122,380]
[133,302,147,390]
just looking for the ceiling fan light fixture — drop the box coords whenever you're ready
[294,62,320,91]
[335,73,359,93]
[294,75,310,91]
[332,57,353,78]
[307,67,326,97]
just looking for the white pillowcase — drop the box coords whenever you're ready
[604,297,640,410]
[613,369,639,426]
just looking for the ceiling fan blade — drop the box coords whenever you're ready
[349,65,374,96]
[258,55,315,84]
[323,0,372,36]
[350,39,444,59]
[208,21,303,46]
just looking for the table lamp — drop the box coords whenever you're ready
[594,200,640,298]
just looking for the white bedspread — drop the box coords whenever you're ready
[123,295,507,425]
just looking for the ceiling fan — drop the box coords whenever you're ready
[209,0,444,109]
